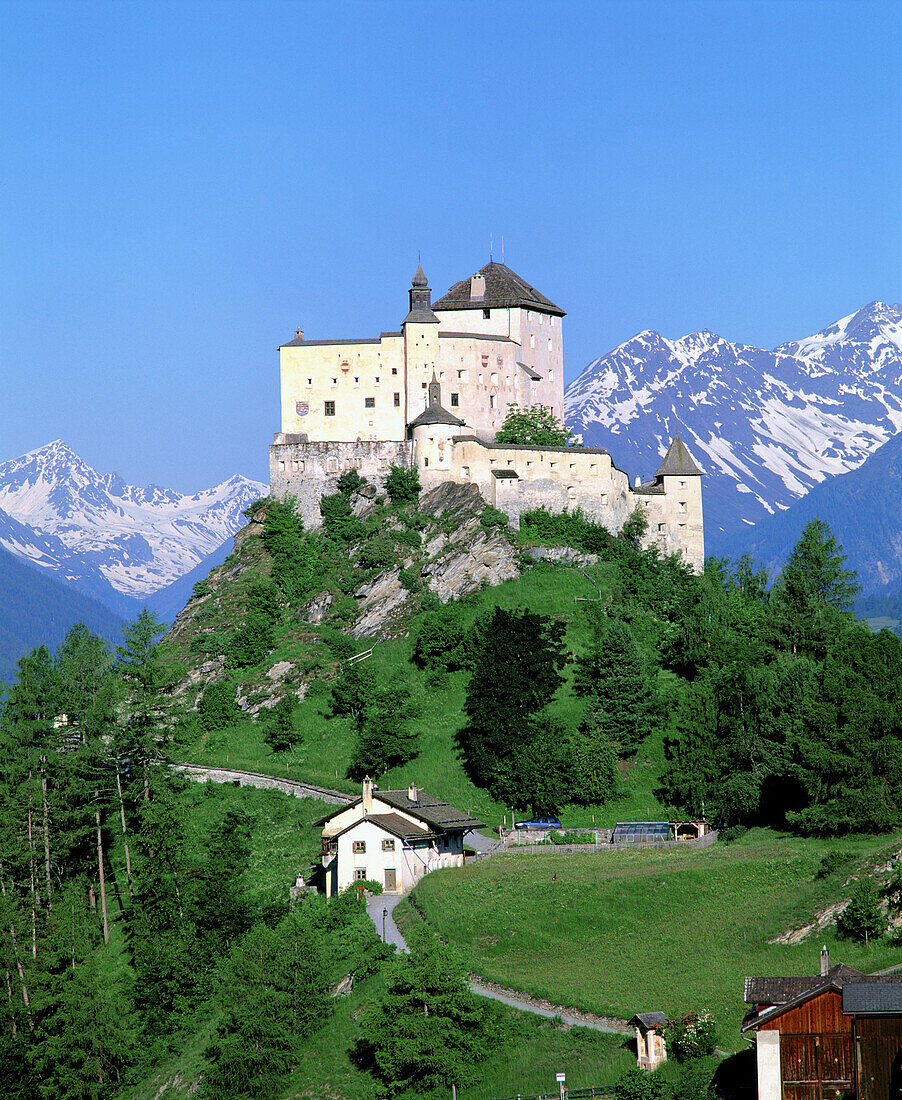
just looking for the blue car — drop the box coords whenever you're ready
[515,816,562,830]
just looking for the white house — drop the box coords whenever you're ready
[315,777,484,896]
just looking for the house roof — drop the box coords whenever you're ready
[654,435,704,478]
[432,262,565,317]
[742,965,872,1032]
[316,788,484,832]
[844,981,902,1015]
[328,812,433,843]
[633,1012,668,1029]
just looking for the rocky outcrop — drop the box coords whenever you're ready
[350,483,520,639]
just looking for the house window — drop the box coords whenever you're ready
[393,392,400,406]
[483,308,491,319]
[352,840,366,853]
[450,393,459,406]
[382,839,395,851]
[364,396,375,408]
[324,401,336,416]
[354,868,367,880]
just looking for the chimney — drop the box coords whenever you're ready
[295,328,304,341]
[408,782,418,804]
[362,776,373,815]
[820,945,829,976]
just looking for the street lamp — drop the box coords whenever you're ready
[382,907,388,943]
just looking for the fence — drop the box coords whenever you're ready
[492,1086,614,1100]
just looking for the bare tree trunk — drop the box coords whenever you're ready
[115,766,134,900]
[27,795,37,959]
[95,808,109,944]
[89,884,96,911]
[40,756,52,913]
[3,968,16,1037]
[0,864,33,1031]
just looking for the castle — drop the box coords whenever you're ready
[270,261,704,569]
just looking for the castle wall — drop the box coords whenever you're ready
[280,335,406,442]
[633,474,704,570]
[270,437,412,529]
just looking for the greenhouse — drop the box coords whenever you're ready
[611,822,673,844]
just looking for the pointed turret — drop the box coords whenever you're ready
[404,263,439,325]
[654,435,704,479]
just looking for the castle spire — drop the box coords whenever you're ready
[404,262,439,325]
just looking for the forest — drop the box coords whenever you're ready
[2,466,901,1097]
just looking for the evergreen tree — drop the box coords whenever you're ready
[359,926,498,1094]
[262,695,298,754]
[193,809,252,962]
[457,607,568,812]
[839,878,885,942]
[347,680,421,779]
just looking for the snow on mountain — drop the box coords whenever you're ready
[564,301,902,545]
[0,441,267,601]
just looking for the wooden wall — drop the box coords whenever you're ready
[855,1017,902,1100]
[760,991,851,1034]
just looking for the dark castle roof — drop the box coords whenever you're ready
[432,262,565,317]
[654,435,704,478]
[407,404,465,430]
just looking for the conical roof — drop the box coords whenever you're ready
[655,435,704,478]
[432,261,565,316]
[407,404,465,430]
[411,262,428,288]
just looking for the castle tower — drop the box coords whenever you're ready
[652,435,704,569]
[403,264,440,422]
[407,373,464,482]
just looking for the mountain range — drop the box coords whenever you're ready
[0,441,266,614]
[564,301,902,551]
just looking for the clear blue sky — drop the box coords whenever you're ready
[1,0,899,491]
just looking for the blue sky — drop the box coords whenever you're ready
[1,0,899,491]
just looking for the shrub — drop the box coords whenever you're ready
[399,566,423,593]
[817,849,855,878]
[663,1010,717,1062]
[262,497,327,602]
[192,578,212,599]
[411,605,471,671]
[520,506,611,554]
[839,879,885,942]
[320,629,358,661]
[229,610,274,668]
[358,536,398,571]
[395,528,421,548]
[262,696,298,754]
[672,1058,717,1100]
[480,506,509,530]
[198,680,241,731]
[245,579,281,624]
[384,463,421,506]
[337,469,367,495]
[614,1067,669,1100]
[190,630,230,656]
[320,492,367,543]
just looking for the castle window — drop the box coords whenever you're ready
[679,523,686,529]
[570,463,576,469]
[658,523,666,532]
[365,397,375,408]
[354,377,359,385]
[549,461,556,469]
[353,840,366,853]
[422,382,427,388]
[489,395,496,408]
[375,376,380,383]
[526,461,533,468]
[679,480,687,488]
[278,460,285,471]
[601,493,608,506]
[548,369,554,381]
[424,457,429,466]
[462,466,470,478]
[393,392,400,407]
[331,377,338,385]
[530,334,536,349]
[590,463,597,471]
[679,501,687,512]
[458,369,468,381]
[483,308,491,319]
[548,338,553,351]
[324,401,336,416]
[382,839,395,851]
[450,393,459,406]
[491,372,498,384]
[307,378,312,385]
[392,367,398,375]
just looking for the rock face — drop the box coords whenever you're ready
[351,482,520,639]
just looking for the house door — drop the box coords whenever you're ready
[781,1035,853,1100]
[384,868,397,892]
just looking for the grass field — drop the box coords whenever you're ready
[180,560,676,829]
[408,827,902,1041]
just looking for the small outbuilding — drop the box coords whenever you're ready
[843,981,902,1100]
[632,1012,668,1070]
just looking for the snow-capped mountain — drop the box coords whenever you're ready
[0,441,267,603]
[564,302,902,545]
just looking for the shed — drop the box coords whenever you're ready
[632,1012,668,1070]
[843,982,902,1100]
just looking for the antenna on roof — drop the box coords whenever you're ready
[501,236,504,264]
[490,232,493,263]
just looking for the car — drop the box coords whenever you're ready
[514,816,562,830]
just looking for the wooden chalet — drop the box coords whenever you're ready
[743,952,902,1100]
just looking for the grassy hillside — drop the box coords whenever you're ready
[175,556,676,829]
[406,828,902,1040]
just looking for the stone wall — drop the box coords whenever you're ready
[270,436,412,529]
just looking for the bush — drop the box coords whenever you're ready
[262,497,327,602]
[520,506,611,554]
[718,825,748,844]
[663,1010,717,1062]
[320,492,367,543]
[198,680,241,731]
[839,879,885,942]
[337,469,367,495]
[395,528,421,548]
[399,567,423,593]
[358,536,399,571]
[614,1067,669,1100]
[384,463,421,506]
[192,578,212,599]
[817,849,855,878]
[229,611,274,668]
[480,506,509,530]
[411,605,471,671]
[245,579,281,624]
[672,1058,717,1100]
[320,629,358,661]
[262,696,298,754]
